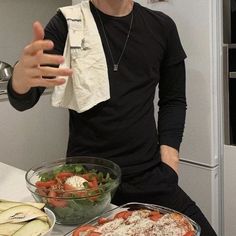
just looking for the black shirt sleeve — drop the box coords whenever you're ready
[158,61,187,151]
[44,10,68,56]
[162,17,187,66]
[7,10,68,111]
[158,18,187,151]
[7,80,45,111]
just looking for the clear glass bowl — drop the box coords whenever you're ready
[25,156,121,225]
[65,202,201,236]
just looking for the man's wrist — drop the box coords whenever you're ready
[160,145,179,173]
[12,63,31,95]
[160,145,179,159]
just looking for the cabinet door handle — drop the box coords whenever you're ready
[223,0,231,44]
[229,72,236,78]
[223,45,230,144]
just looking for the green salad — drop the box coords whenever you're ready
[33,163,116,225]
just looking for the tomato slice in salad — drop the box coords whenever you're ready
[35,180,57,188]
[63,183,87,198]
[88,177,98,188]
[48,190,67,208]
[81,174,98,188]
[56,172,74,179]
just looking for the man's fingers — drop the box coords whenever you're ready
[31,78,66,88]
[33,21,45,41]
[39,54,65,65]
[40,67,73,77]
[24,54,64,67]
[26,67,73,78]
[24,40,54,55]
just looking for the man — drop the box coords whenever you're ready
[8,0,217,235]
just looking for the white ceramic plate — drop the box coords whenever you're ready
[43,208,56,236]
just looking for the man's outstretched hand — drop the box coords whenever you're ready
[12,21,72,94]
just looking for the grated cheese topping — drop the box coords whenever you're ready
[93,209,194,236]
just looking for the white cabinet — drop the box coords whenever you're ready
[0,0,71,170]
[223,145,236,236]
[0,94,69,170]
[178,162,219,234]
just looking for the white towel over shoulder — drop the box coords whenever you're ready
[51,0,110,113]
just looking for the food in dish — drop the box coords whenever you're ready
[0,199,55,236]
[35,163,115,205]
[26,157,121,225]
[71,206,198,236]
[0,199,45,212]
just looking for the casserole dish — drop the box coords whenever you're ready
[65,202,201,236]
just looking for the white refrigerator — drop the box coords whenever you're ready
[144,0,223,235]
[72,0,223,235]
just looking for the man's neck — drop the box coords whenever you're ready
[91,0,134,17]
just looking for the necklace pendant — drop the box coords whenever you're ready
[113,64,118,72]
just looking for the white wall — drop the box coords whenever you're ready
[72,0,82,4]
[0,0,71,66]
[0,0,71,170]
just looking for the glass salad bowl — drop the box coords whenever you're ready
[25,156,121,225]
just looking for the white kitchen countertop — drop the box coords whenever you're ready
[0,162,114,235]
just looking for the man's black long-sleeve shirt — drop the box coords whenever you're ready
[8,2,187,176]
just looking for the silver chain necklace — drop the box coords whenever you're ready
[94,6,134,72]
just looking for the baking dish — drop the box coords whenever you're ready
[65,202,201,236]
